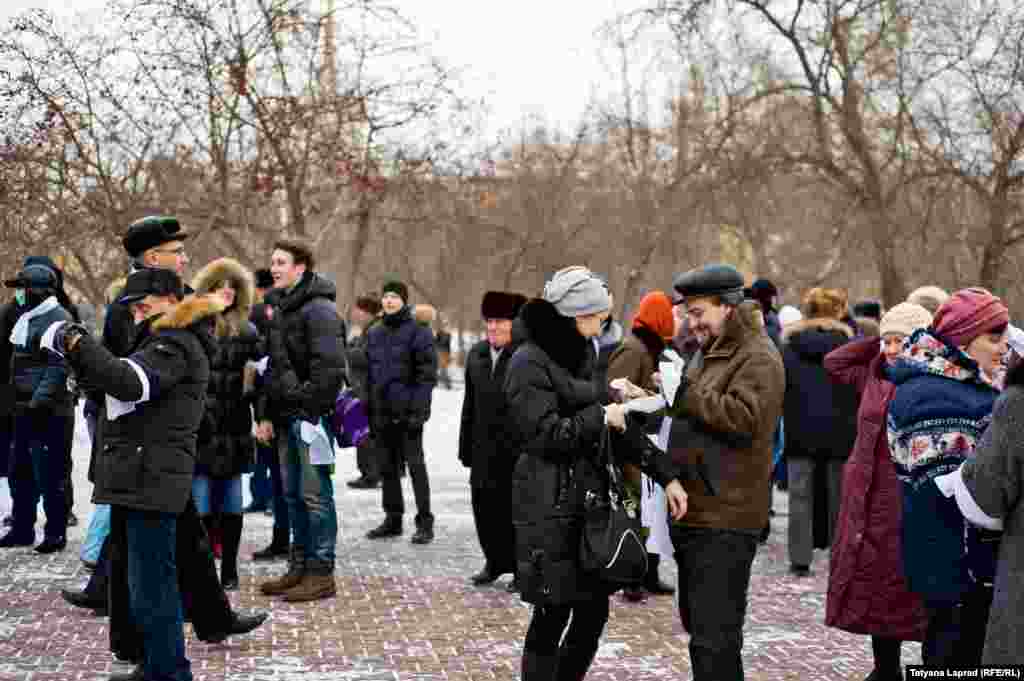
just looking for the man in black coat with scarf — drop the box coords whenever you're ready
[459,291,527,591]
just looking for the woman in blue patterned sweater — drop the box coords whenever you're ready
[886,288,1008,667]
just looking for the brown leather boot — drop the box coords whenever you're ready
[282,574,337,603]
[259,546,304,595]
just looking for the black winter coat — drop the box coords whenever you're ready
[366,306,436,429]
[0,302,16,476]
[345,317,379,404]
[77,295,221,513]
[458,321,525,488]
[9,300,74,412]
[197,323,261,478]
[262,272,345,424]
[782,318,859,460]
[505,299,676,606]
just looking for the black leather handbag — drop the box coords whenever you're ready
[578,427,648,585]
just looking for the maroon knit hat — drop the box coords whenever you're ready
[932,288,1009,347]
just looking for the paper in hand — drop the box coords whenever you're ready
[659,348,686,406]
[623,394,668,414]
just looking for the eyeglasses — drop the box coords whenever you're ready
[154,247,187,257]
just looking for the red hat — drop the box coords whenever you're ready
[932,288,1009,348]
[632,291,675,340]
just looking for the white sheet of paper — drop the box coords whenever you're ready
[624,394,667,414]
[300,420,335,465]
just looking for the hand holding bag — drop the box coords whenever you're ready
[578,427,648,585]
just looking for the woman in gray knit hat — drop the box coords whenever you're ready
[505,266,685,680]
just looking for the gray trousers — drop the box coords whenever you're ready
[787,456,845,567]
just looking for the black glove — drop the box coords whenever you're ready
[49,322,89,356]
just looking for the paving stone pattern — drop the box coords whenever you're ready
[0,390,921,680]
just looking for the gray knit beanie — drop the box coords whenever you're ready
[542,266,611,318]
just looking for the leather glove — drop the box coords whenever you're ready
[45,322,89,356]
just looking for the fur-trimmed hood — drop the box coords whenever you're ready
[782,317,853,361]
[152,294,227,333]
[520,298,591,374]
[191,257,254,338]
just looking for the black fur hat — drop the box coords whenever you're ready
[481,291,527,320]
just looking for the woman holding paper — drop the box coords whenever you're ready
[606,290,678,601]
[505,267,687,681]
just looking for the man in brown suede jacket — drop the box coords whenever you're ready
[664,263,785,681]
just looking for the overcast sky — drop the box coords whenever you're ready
[2,0,670,139]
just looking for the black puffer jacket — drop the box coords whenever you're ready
[458,320,525,488]
[77,295,222,513]
[505,299,676,606]
[192,258,261,479]
[782,318,859,459]
[262,271,345,424]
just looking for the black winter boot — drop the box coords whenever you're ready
[643,554,674,595]
[219,513,243,591]
[366,514,403,539]
[411,514,434,545]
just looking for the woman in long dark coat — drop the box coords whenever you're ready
[824,302,932,681]
[191,257,260,590]
[505,267,683,680]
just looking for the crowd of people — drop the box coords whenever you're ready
[0,215,1021,681]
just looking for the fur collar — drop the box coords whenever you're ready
[781,317,853,342]
[520,298,590,374]
[191,258,254,338]
[151,294,226,333]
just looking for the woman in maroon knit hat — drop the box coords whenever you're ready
[886,288,1009,669]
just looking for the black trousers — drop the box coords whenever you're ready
[523,597,610,679]
[108,498,233,658]
[922,583,993,667]
[355,437,380,481]
[378,426,431,521]
[672,525,759,681]
[471,483,515,575]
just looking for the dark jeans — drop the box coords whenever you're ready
[379,425,431,522]
[923,584,993,667]
[108,499,234,658]
[259,442,290,538]
[9,408,72,541]
[248,445,272,509]
[279,419,337,573]
[122,507,192,681]
[671,525,759,681]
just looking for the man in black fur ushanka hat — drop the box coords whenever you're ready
[458,291,528,591]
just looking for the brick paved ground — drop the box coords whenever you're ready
[0,388,921,680]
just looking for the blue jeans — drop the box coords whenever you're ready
[123,508,192,681]
[191,475,243,515]
[279,419,337,573]
[81,504,111,564]
[10,409,71,541]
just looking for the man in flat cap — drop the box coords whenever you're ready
[459,291,528,591]
[663,263,785,680]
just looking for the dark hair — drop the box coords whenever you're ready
[991,323,1009,337]
[272,239,315,270]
